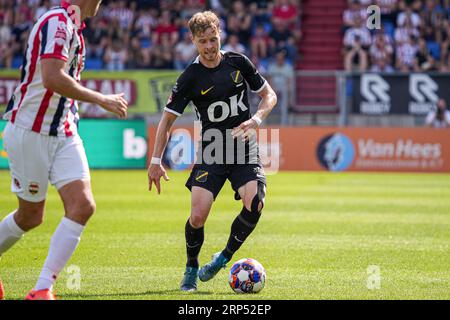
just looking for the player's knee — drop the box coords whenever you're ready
[80,199,96,219]
[251,194,265,214]
[190,208,208,228]
[244,182,266,214]
[190,213,207,228]
[67,198,96,223]
[15,207,44,231]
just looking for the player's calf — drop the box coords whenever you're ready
[0,210,30,257]
[222,181,266,261]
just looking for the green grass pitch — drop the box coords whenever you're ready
[0,170,449,300]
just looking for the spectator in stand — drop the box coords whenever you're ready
[11,11,33,62]
[397,5,422,29]
[152,10,179,47]
[174,31,197,70]
[266,49,295,115]
[369,32,394,71]
[107,0,135,31]
[421,0,444,30]
[272,0,301,42]
[343,0,367,32]
[180,0,206,20]
[250,53,267,74]
[222,34,247,54]
[151,33,174,69]
[250,24,270,60]
[209,0,226,15]
[425,98,450,128]
[272,0,298,29]
[0,16,13,68]
[108,14,129,42]
[414,37,437,71]
[35,0,52,21]
[269,17,297,62]
[343,15,371,71]
[225,13,241,41]
[344,35,369,71]
[375,0,398,25]
[134,7,158,41]
[370,56,395,72]
[83,17,109,60]
[127,36,152,69]
[16,1,33,22]
[249,1,273,32]
[398,0,423,12]
[396,35,419,71]
[227,0,253,45]
[394,17,420,45]
[104,39,128,71]
[439,19,450,70]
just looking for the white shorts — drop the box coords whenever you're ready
[2,122,90,202]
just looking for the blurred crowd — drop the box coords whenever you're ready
[343,0,450,72]
[0,0,301,72]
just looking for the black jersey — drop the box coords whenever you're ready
[165,51,267,164]
[165,51,267,132]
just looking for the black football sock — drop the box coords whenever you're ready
[222,207,261,261]
[185,219,204,269]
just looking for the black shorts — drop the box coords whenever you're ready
[185,162,267,200]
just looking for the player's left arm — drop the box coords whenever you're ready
[232,83,277,141]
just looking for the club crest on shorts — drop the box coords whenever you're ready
[13,178,21,189]
[231,70,243,84]
[28,182,40,195]
[195,170,208,183]
[253,167,263,174]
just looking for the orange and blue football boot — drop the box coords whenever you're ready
[25,289,56,300]
[0,278,4,300]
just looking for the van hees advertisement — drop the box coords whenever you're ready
[275,127,450,173]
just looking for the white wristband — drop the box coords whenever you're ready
[252,115,262,126]
[150,157,161,165]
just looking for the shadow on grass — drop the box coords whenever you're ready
[56,289,238,299]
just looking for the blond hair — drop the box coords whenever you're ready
[188,11,220,37]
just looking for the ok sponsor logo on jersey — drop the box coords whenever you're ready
[207,91,247,122]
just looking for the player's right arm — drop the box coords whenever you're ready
[41,59,128,118]
[148,68,193,194]
[148,111,177,194]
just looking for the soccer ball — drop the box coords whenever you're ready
[228,258,266,294]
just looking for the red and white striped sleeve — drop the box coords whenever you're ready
[40,13,73,62]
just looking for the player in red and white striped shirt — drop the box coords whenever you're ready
[0,0,128,300]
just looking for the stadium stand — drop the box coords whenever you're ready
[0,0,301,72]
[1,0,450,122]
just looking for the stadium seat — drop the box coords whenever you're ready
[426,41,440,61]
[12,57,23,69]
[382,21,395,39]
[84,58,103,70]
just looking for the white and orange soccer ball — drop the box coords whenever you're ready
[228,258,266,294]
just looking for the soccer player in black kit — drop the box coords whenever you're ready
[148,11,277,292]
